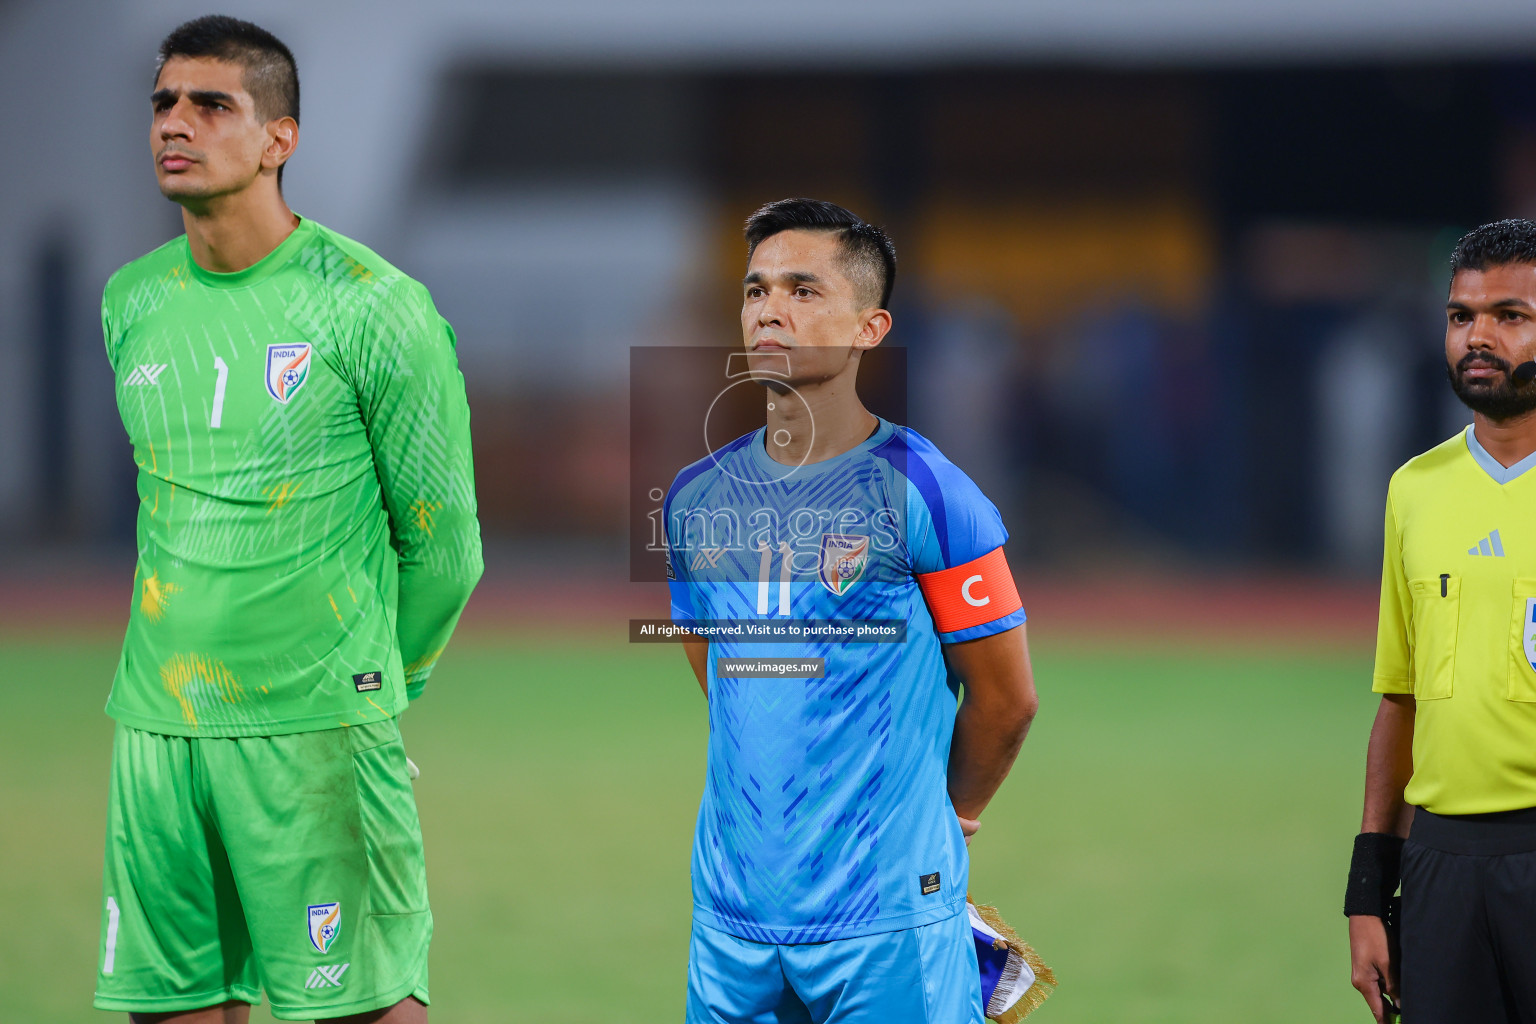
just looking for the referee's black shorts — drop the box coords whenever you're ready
[1401,806,1536,1023]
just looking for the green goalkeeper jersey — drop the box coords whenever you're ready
[102,217,483,737]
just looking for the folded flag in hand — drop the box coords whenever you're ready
[969,900,1056,1022]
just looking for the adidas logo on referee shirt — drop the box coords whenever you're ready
[123,363,168,387]
[1468,529,1506,557]
[305,963,349,989]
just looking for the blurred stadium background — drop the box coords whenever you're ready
[6,0,1536,1020]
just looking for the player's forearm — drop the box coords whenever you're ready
[355,281,481,699]
[942,626,1037,819]
[396,534,484,697]
[947,683,1037,820]
[1361,693,1416,836]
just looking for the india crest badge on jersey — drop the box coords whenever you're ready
[308,902,341,954]
[818,533,870,595]
[266,343,313,403]
[1523,599,1536,672]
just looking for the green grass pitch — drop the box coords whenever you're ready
[0,630,1375,1023]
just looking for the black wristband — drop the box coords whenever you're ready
[1344,832,1404,917]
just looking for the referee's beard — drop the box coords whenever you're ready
[1448,352,1536,421]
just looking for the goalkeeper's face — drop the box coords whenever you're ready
[151,56,295,205]
[741,229,892,389]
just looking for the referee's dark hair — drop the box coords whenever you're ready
[1450,218,1536,281]
[745,199,898,310]
[156,15,300,183]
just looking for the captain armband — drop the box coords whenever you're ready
[915,547,1023,635]
[1343,832,1404,918]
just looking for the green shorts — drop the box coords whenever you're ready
[94,719,431,1020]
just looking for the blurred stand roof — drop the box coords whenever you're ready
[1,0,1531,559]
[107,0,1536,65]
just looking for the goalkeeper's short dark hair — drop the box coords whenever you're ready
[157,16,299,184]
[745,199,897,310]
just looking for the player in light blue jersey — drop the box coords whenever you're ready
[666,199,1039,1023]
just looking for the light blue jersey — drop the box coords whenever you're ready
[667,418,1026,944]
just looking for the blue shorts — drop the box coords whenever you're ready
[686,910,983,1024]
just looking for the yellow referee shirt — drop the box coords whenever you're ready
[1375,426,1536,814]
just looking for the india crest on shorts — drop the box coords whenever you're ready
[1523,599,1536,672]
[308,902,341,954]
[266,343,313,403]
[818,533,870,595]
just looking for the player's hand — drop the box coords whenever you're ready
[957,815,980,846]
[1348,914,1398,1023]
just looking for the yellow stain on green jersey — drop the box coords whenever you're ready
[410,498,443,537]
[263,480,302,514]
[103,216,482,737]
[139,572,181,623]
[158,653,247,729]
[403,644,446,680]
[343,256,375,283]
[136,441,157,475]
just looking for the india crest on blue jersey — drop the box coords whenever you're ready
[819,533,870,595]
[307,902,340,954]
[266,343,312,403]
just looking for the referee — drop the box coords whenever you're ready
[1349,219,1536,1024]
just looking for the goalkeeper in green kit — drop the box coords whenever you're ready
[93,16,481,1023]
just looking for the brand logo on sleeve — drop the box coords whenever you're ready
[818,534,869,595]
[266,344,313,403]
[124,363,168,387]
[307,902,341,954]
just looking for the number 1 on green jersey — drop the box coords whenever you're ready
[210,355,228,428]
